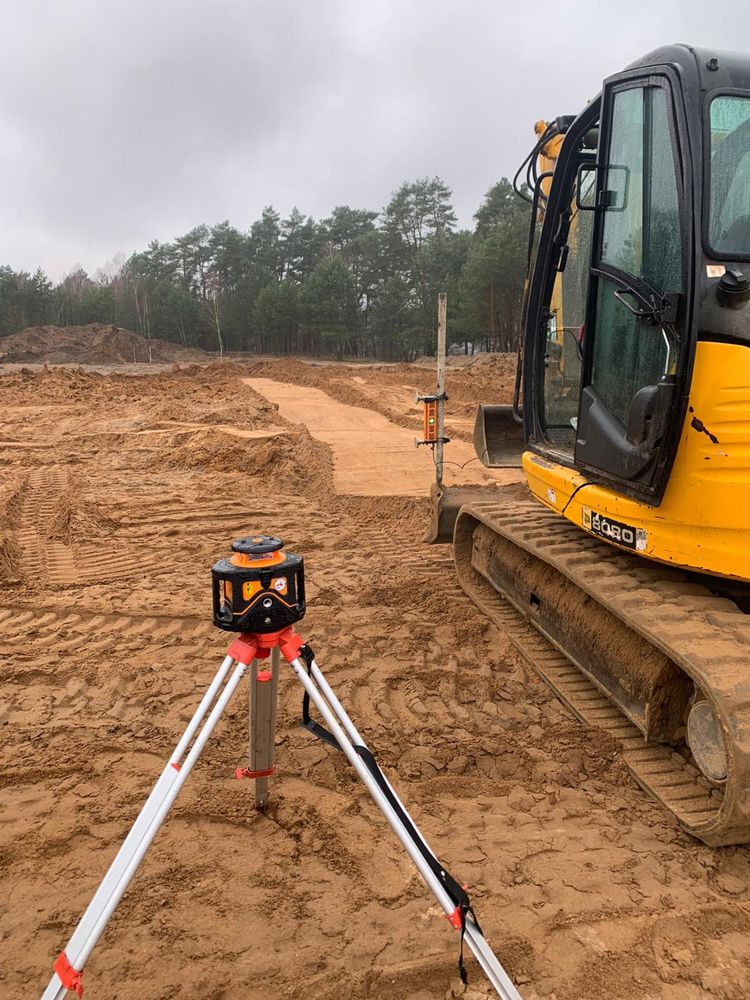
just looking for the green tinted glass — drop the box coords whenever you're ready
[709,96,750,254]
[601,86,682,290]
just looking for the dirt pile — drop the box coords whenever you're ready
[0,362,279,418]
[0,323,208,365]
[45,487,118,545]
[167,424,333,498]
[139,362,281,430]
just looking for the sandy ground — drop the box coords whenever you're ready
[1,359,749,1000]
[244,377,518,495]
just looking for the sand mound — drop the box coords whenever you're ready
[167,425,333,498]
[45,489,118,545]
[0,323,208,365]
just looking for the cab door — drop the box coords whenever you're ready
[574,72,692,501]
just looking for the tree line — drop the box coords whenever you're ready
[0,177,530,360]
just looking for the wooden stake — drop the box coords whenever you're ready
[435,293,447,488]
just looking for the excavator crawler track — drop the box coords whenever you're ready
[453,499,750,846]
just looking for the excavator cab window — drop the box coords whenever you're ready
[542,156,597,454]
[708,95,750,255]
[525,65,693,502]
[586,85,681,420]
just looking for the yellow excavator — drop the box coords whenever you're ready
[430,44,750,846]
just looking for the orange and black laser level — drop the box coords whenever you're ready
[212,534,305,633]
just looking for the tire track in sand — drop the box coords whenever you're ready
[15,467,77,585]
[15,469,170,587]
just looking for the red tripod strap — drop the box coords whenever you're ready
[54,951,84,997]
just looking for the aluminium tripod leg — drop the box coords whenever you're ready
[289,650,523,1000]
[41,653,249,1000]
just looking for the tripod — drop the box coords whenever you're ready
[40,537,522,1000]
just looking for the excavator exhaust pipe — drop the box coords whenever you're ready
[425,404,525,544]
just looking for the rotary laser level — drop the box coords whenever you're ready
[212,534,305,633]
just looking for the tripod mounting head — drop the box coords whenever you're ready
[212,534,305,634]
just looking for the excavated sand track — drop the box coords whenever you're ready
[244,377,518,495]
[0,360,749,1000]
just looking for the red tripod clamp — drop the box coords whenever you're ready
[236,765,275,780]
[54,951,84,997]
[227,626,304,666]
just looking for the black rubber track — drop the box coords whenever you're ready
[453,499,750,847]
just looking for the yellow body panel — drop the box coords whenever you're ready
[524,340,750,581]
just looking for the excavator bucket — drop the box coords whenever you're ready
[472,404,525,469]
[425,483,499,544]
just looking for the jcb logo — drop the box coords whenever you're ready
[590,512,635,546]
[581,507,640,550]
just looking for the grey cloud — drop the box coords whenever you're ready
[1,0,750,278]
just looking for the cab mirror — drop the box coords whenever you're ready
[575,162,598,210]
[575,162,630,212]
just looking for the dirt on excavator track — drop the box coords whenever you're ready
[452,500,750,846]
[1,357,749,1000]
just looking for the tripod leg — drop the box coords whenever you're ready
[248,647,279,810]
[288,656,460,907]
[41,655,249,1000]
[290,653,523,1000]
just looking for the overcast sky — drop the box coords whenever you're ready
[2,0,750,280]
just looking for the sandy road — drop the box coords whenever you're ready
[245,377,518,496]
[0,361,748,1000]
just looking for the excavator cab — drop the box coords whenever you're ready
[525,51,693,499]
[438,44,750,580]
[520,45,750,582]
